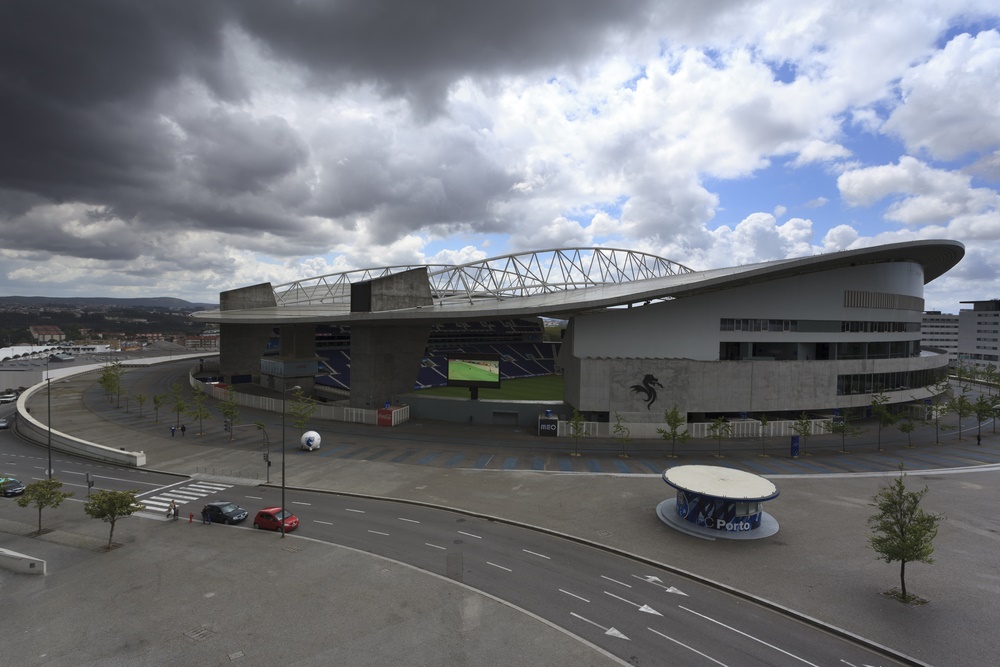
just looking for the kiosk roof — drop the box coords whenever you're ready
[662,465,779,501]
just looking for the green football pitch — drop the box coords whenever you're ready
[419,374,564,400]
[447,359,499,382]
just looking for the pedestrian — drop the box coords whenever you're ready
[181,424,186,436]
[201,508,210,525]
[170,425,176,437]
[168,500,177,520]
[205,508,212,525]
[977,434,981,446]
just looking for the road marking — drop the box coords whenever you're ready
[601,575,631,588]
[487,562,511,572]
[425,543,446,550]
[398,517,420,524]
[679,606,821,666]
[559,589,590,603]
[648,627,728,666]
[633,574,688,595]
[313,520,333,525]
[292,501,311,506]
[345,508,365,513]
[570,612,629,640]
[368,530,389,536]
[522,549,550,559]
[245,495,263,500]
[137,479,192,497]
[603,591,662,615]
[457,530,482,539]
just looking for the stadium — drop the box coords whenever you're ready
[193,239,965,437]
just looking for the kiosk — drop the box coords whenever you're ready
[656,465,779,540]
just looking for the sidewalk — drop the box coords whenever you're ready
[10,360,1000,667]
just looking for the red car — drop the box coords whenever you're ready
[253,507,299,532]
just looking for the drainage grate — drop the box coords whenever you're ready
[282,544,303,553]
[185,628,214,642]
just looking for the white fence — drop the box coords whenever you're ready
[558,417,832,440]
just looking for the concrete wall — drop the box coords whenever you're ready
[350,324,430,408]
[0,548,46,575]
[219,284,277,379]
[399,393,565,427]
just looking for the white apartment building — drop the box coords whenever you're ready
[958,299,1000,370]
[921,311,960,365]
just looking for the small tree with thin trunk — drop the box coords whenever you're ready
[868,466,943,603]
[612,412,631,458]
[871,393,897,452]
[84,489,144,550]
[897,418,916,448]
[656,404,689,458]
[824,416,865,454]
[949,392,974,442]
[792,413,813,456]
[756,413,769,457]
[972,394,995,444]
[169,383,188,429]
[707,416,732,458]
[288,387,317,435]
[152,392,167,425]
[16,478,73,534]
[567,409,587,457]
[187,384,212,435]
[219,386,241,441]
[135,392,147,419]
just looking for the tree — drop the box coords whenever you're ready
[169,383,188,429]
[288,387,317,435]
[972,394,995,445]
[134,392,147,419]
[923,377,952,445]
[98,361,124,404]
[824,416,865,454]
[897,418,916,448]
[187,384,212,435]
[656,404,689,458]
[707,416,732,458]
[871,394,897,452]
[152,392,168,425]
[868,466,943,602]
[84,489,144,550]
[756,413,769,458]
[948,392,974,442]
[567,409,587,457]
[16,478,73,534]
[791,412,813,456]
[612,412,631,458]
[219,386,241,441]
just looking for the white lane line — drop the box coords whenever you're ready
[368,530,389,536]
[160,492,204,500]
[188,483,231,490]
[559,589,590,603]
[313,520,333,525]
[679,606,821,667]
[137,479,191,497]
[601,575,631,588]
[522,549,550,560]
[457,530,482,539]
[60,470,85,476]
[86,474,165,487]
[425,543,446,550]
[648,627,729,666]
[398,517,420,524]
[487,562,511,572]
[245,496,263,500]
[292,501,311,506]
[345,508,365,513]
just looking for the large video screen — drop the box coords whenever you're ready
[446,354,502,389]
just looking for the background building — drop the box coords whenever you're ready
[958,299,1000,371]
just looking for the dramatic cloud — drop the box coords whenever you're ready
[0,0,996,314]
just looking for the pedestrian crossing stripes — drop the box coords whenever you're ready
[139,481,232,517]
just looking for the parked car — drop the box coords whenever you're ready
[1,477,26,497]
[201,501,248,525]
[253,507,299,532]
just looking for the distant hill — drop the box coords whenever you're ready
[0,296,218,310]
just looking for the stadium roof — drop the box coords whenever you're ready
[193,240,964,325]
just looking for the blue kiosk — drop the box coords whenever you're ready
[656,465,780,540]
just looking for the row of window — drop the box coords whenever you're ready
[843,290,924,311]
[720,319,920,333]
[836,368,947,396]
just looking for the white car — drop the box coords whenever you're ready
[0,394,16,404]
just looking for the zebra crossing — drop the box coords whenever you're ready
[139,481,233,518]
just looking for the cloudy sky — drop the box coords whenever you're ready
[1,1,998,312]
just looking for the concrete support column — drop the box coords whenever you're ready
[349,324,430,408]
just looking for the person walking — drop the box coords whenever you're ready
[168,500,177,520]
[181,424,186,437]
[170,425,176,437]
[201,508,210,524]
[977,433,982,446]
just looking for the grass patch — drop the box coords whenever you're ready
[416,374,564,401]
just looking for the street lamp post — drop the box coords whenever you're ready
[47,376,52,480]
[280,384,301,538]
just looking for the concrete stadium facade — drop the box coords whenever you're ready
[193,240,964,424]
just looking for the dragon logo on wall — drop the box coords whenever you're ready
[630,373,663,410]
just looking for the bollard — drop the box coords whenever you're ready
[189,512,194,523]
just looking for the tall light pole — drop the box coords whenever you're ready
[46,358,52,480]
[280,384,301,538]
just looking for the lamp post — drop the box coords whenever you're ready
[46,357,52,480]
[280,384,301,538]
